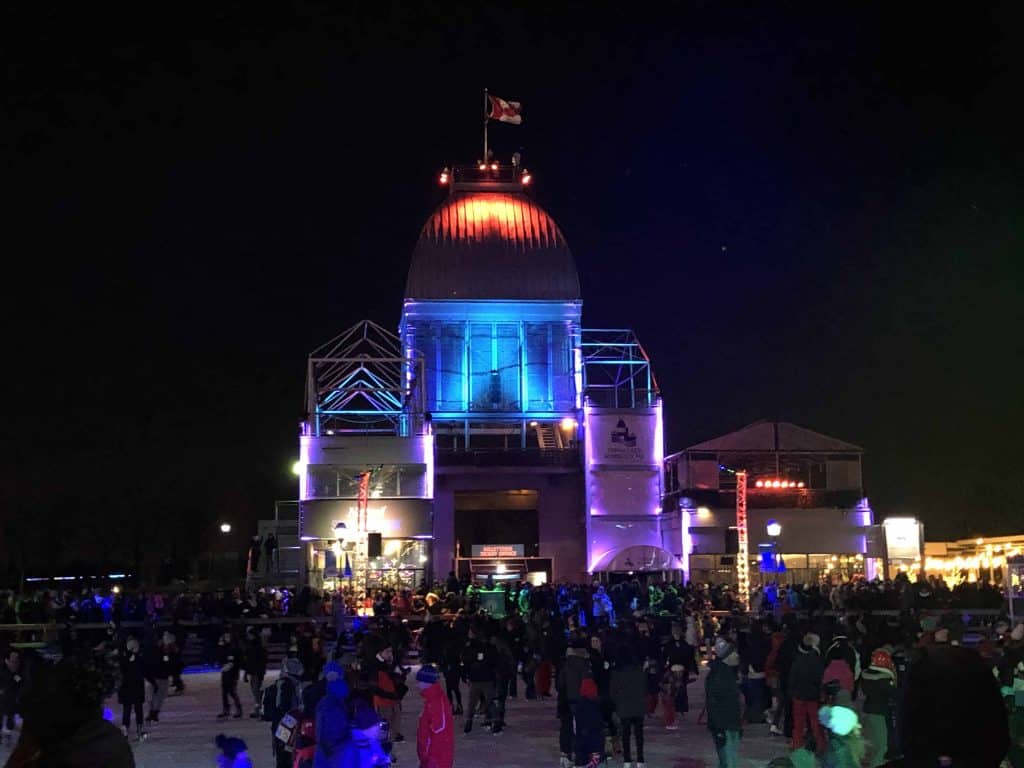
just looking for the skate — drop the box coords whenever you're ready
[216,711,230,719]
[120,725,129,738]
[463,718,473,734]
[136,726,148,741]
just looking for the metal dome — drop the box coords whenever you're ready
[405,190,581,301]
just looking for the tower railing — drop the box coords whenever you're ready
[305,320,425,436]
[579,328,660,409]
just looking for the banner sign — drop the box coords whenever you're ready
[471,544,524,557]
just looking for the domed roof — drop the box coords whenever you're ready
[405,191,580,300]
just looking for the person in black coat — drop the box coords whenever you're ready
[118,636,147,739]
[706,641,742,768]
[216,630,244,719]
[244,629,269,718]
[573,678,604,767]
[143,634,174,723]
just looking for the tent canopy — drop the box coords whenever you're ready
[591,545,684,573]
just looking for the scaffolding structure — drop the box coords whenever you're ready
[305,320,425,436]
[579,328,659,408]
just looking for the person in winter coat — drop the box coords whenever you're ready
[118,636,148,740]
[789,633,826,753]
[244,629,268,718]
[901,644,1008,768]
[822,656,855,695]
[662,622,698,727]
[369,645,406,744]
[819,690,864,768]
[460,627,497,734]
[268,657,305,768]
[217,631,244,719]
[144,633,174,723]
[216,733,255,768]
[314,661,351,768]
[0,647,23,742]
[610,648,647,768]
[825,633,861,688]
[705,641,742,768]
[340,704,391,768]
[859,649,896,768]
[415,665,454,768]
[9,653,135,768]
[591,585,614,627]
[743,620,772,723]
[558,638,594,765]
[573,679,604,768]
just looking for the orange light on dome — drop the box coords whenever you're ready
[479,163,487,171]
[490,163,498,170]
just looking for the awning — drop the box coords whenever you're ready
[591,545,684,573]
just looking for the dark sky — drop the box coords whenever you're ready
[4,2,1023,570]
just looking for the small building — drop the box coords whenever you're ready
[662,420,880,585]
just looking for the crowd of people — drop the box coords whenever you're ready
[0,569,1021,767]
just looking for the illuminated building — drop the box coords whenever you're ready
[663,420,884,584]
[295,163,677,587]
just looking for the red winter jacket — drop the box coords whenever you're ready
[416,682,454,768]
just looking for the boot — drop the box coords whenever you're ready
[120,725,128,738]
[463,718,473,734]
[216,711,230,719]
[453,704,463,716]
[145,711,156,723]
[136,725,147,741]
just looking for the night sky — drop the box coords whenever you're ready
[4,3,1023,575]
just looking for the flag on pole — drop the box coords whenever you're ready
[487,94,522,124]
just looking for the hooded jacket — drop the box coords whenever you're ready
[705,658,742,732]
[609,662,647,720]
[562,647,593,705]
[859,666,896,715]
[416,682,454,768]
[314,679,351,768]
[825,635,861,681]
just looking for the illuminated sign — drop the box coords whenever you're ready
[471,544,524,557]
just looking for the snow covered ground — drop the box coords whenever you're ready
[2,666,791,767]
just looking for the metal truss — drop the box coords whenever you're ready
[579,328,659,409]
[305,320,425,435]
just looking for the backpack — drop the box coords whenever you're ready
[261,676,301,722]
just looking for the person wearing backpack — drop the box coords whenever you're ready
[262,657,305,768]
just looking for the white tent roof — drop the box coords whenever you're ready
[686,420,862,453]
[591,545,684,573]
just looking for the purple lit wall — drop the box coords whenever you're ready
[584,401,667,572]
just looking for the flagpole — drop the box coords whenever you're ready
[483,88,489,163]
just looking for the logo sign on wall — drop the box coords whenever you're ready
[589,414,655,465]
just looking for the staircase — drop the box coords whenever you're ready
[534,422,563,450]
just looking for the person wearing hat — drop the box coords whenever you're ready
[313,661,350,768]
[789,633,826,754]
[705,640,742,768]
[416,665,454,768]
[267,657,305,768]
[340,703,391,767]
[215,733,254,768]
[818,690,864,768]
[860,649,896,768]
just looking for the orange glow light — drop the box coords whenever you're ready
[521,173,532,185]
[798,481,805,488]
[439,173,449,185]
[490,163,498,170]
[755,480,764,488]
[479,163,487,171]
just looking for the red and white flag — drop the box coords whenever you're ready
[488,94,522,124]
